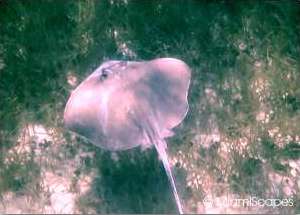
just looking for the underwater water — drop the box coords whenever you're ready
[0,0,299,213]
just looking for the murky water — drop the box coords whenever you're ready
[0,1,299,214]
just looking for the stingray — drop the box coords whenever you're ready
[64,58,191,213]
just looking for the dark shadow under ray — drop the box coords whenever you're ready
[81,148,178,213]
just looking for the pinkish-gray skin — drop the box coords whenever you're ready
[64,58,191,214]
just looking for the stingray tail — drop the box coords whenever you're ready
[154,139,183,214]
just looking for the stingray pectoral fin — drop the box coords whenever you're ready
[64,83,106,144]
[149,58,191,89]
[143,58,191,130]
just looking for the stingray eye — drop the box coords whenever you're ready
[100,68,110,80]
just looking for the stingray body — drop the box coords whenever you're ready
[64,58,191,213]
